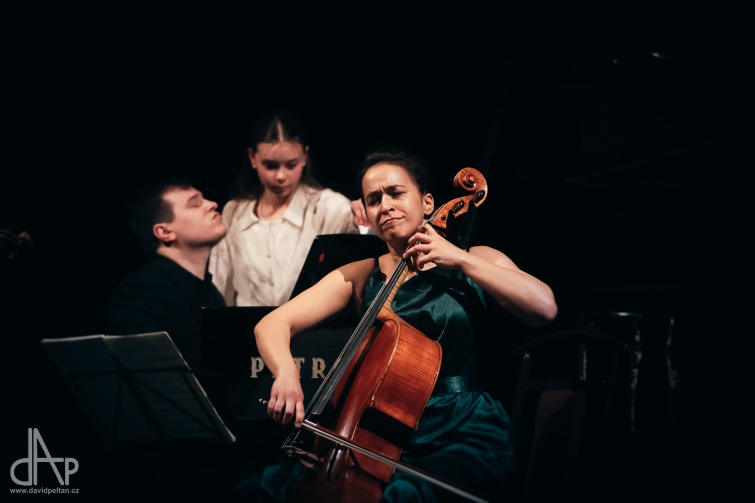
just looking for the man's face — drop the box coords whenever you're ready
[161,187,227,248]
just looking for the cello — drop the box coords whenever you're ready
[279,167,489,503]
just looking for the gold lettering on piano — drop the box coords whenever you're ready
[250,357,330,379]
[293,357,305,373]
[311,358,326,379]
[250,357,265,378]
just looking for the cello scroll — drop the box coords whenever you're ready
[426,167,487,237]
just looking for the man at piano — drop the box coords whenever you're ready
[107,175,228,370]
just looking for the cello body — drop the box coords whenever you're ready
[289,305,441,503]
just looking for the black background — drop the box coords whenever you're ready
[3,5,750,501]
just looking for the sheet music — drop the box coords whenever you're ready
[41,332,236,445]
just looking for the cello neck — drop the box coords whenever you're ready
[373,256,410,313]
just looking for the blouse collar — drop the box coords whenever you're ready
[236,185,310,230]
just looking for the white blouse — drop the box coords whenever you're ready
[209,185,358,306]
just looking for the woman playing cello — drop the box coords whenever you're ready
[237,148,558,502]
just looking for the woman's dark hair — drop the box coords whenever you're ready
[127,175,193,255]
[233,110,321,200]
[354,147,433,200]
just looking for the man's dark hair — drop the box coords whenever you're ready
[127,175,193,255]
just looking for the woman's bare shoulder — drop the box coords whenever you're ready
[338,256,380,280]
[469,245,517,268]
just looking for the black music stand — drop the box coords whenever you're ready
[288,233,383,299]
[41,332,236,448]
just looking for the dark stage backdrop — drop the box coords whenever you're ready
[3,8,749,501]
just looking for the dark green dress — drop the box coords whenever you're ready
[235,264,515,502]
